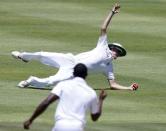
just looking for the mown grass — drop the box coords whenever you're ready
[0,0,166,131]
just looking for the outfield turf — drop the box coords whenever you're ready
[0,0,166,131]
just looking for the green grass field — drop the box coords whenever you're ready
[0,0,166,131]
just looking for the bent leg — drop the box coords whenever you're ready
[22,67,74,89]
[25,76,51,88]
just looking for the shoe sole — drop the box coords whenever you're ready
[11,54,29,63]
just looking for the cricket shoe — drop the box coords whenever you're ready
[11,51,29,63]
[17,80,30,88]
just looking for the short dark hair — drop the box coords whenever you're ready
[73,63,88,79]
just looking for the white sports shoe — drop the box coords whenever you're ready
[11,51,28,62]
[17,81,29,88]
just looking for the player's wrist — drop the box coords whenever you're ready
[112,10,115,14]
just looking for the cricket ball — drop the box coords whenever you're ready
[133,83,139,89]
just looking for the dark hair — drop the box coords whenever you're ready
[73,63,88,79]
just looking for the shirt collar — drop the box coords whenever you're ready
[73,77,87,84]
[106,47,113,60]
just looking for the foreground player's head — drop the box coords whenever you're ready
[73,63,88,79]
[108,43,127,59]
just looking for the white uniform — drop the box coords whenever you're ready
[51,77,99,131]
[21,35,114,88]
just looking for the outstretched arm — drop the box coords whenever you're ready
[109,79,139,91]
[101,3,120,36]
[23,93,59,130]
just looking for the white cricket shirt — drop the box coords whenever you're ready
[75,35,114,80]
[51,77,99,126]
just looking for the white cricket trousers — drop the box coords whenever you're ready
[20,51,76,87]
[52,119,84,131]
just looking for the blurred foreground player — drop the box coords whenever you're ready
[23,63,107,131]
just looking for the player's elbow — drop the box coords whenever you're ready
[41,100,50,108]
[109,80,118,90]
[100,28,106,35]
[110,83,117,90]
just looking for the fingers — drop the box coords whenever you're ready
[115,3,120,9]
[99,90,107,100]
[24,124,29,130]
[112,3,120,14]
[23,120,31,130]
